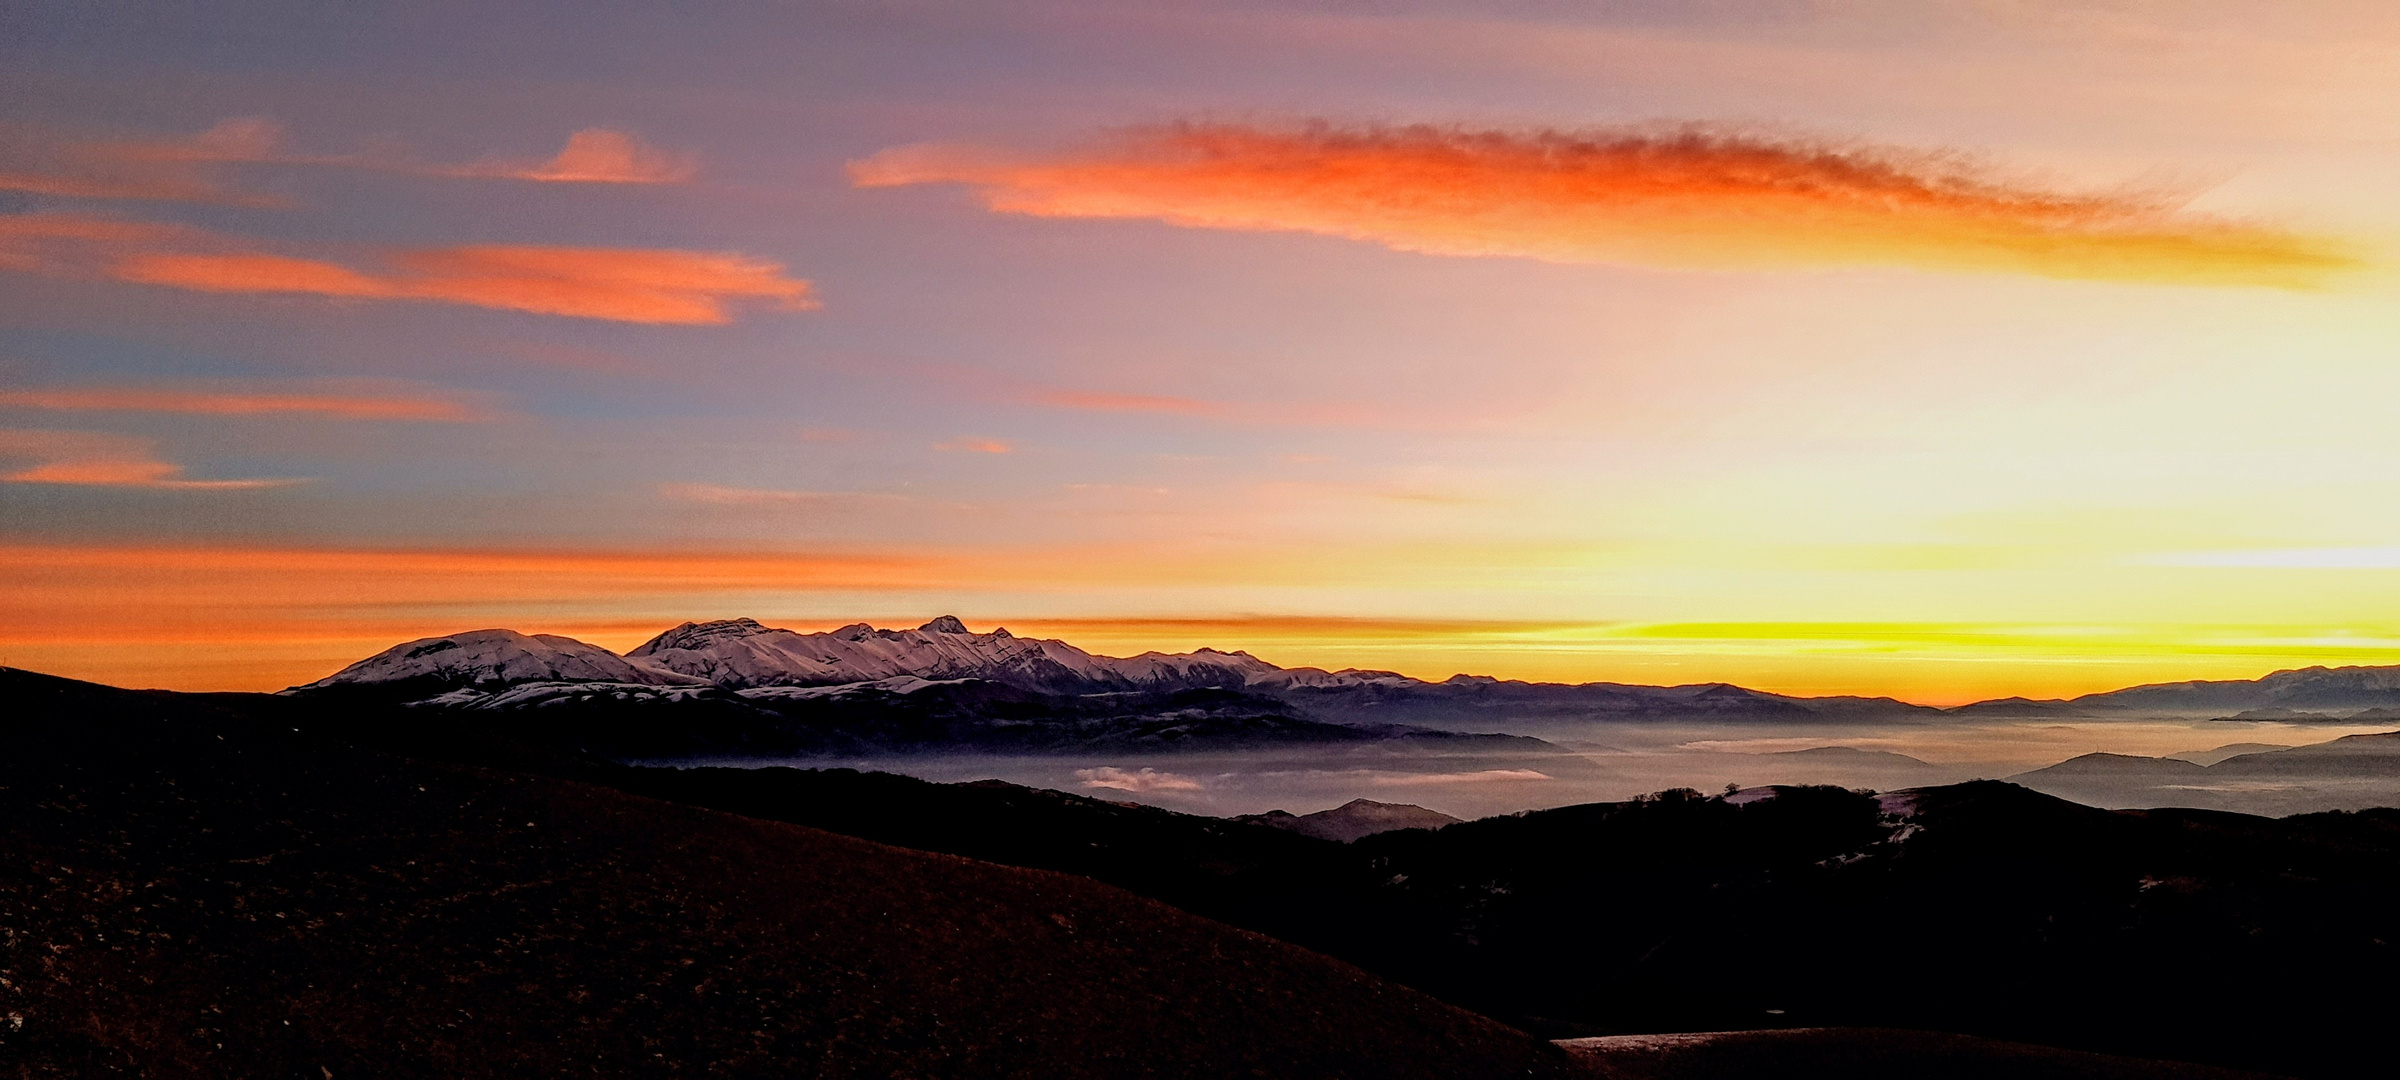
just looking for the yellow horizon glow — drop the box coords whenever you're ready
[5,542,2394,704]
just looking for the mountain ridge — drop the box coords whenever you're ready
[291,616,2400,721]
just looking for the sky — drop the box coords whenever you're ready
[1,0,2395,701]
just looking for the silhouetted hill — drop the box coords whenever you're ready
[0,668,1575,1079]
[1557,1028,2270,1080]
[1237,798,1463,842]
[607,767,2398,1078]
[8,667,2393,1078]
[294,674,1552,757]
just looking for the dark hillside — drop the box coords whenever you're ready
[0,669,1574,1079]
[603,768,2400,1078]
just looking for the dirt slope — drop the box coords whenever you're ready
[0,669,1573,1079]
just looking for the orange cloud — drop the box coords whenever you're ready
[1,212,813,324]
[117,252,394,297]
[461,129,697,184]
[852,123,2359,288]
[0,429,302,490]
[0,386,485,422]
[0,170,273,206]
[938,437,1014,454]
[110,244,816,324]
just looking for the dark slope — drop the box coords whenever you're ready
[602,766,2400,1078]
[1558,1029,2269,1080]
[0,669,1575,1079]
[294,677,1551,757]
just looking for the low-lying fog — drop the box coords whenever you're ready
[699,717,2400,821]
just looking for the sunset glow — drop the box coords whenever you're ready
[3,1,2395,699]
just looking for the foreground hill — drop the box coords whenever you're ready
[607,766,2399,1079]
[0,668,1575,1079]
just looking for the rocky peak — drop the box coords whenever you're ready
[629,617,779,656]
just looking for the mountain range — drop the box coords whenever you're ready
[289,617,2400,747]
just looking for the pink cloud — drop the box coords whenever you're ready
[0,385,487,422]
[1076,767,1205,793]
[0,429,302,490]
[92,118,695,185]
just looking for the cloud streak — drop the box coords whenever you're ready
[0,212,815,325]
[0,385,486,422]
[1076,766,1205,793]
[0,429,301,490]
[115,246,816,324]
[92,119,695,185]
[853,123,2358,287]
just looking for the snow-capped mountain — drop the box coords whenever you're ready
[282,616,1921,723]
[623,616,1287,692]
[293,629,707,691]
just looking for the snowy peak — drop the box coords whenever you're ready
[637,618,779,653]
[294,629,703,691]
[614,616,1277,692]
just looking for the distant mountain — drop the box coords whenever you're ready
[288,616,1947,726]
[1238,798,1462,842]
[295,628,708,693]
[2009,732,2400,815]
[1765,746,1935,766]
[627,616,1289,693]
[288,618,2400,735]
[2065,664,2400,714]
[2164,742,2291,767]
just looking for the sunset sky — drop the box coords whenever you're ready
[3,1,2395,701]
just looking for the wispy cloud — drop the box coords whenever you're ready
[0,170,276,207]
[0,213,817,325]
[0,429,301,490]
[0,384,487,422]
[937,437,1014,454]
[446,129,697,184]
[1368,769,1552,786]
[853,123,2358,288]
[1076,766,1204,793]
[0,121,285,207]
[115,246,816,324]
[90,118,695,185]
[0,212,189,271]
